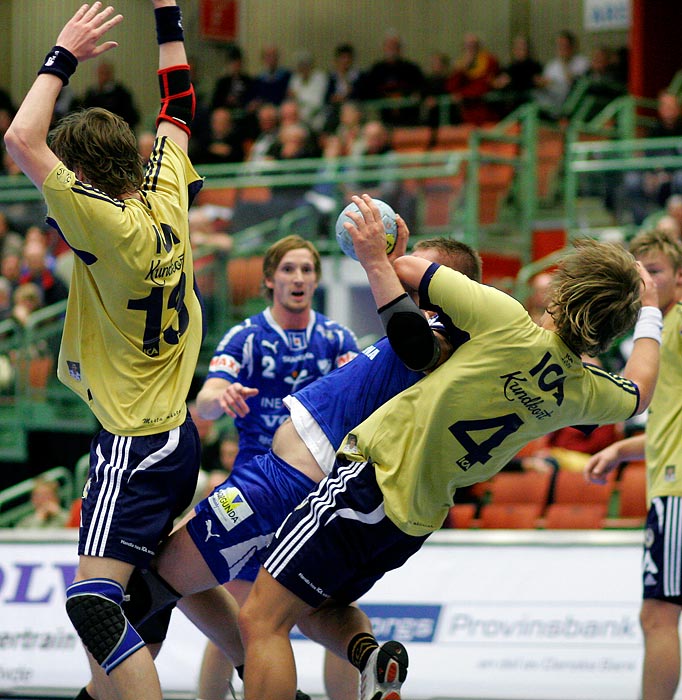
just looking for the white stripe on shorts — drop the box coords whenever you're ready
[265,459,365,579]
[664,496,682,597]
[84,436,131,557]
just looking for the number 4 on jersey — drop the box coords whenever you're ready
[449,413,524,471]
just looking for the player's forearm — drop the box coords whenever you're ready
[622,336,660,414]
[363,258,407,309]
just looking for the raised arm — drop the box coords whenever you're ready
[151,0,195,153]
[344,194,442,371]
[4,3,123,188]
[620,263,661,414]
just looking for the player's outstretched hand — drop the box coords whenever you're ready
[56,2,123,63]
[584,443,622,485]
[219,382,259,419]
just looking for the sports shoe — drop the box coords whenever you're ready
[295,691,312,700]
[360,640,409,700]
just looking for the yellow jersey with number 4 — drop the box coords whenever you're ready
[341,265,640,536]
[42,136,203,436]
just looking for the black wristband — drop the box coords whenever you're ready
[155,5,184,44]
[38,45,78,85]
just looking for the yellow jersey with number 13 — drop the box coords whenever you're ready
[42,136,203,436]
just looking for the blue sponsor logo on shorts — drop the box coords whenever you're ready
[291,604,440,642]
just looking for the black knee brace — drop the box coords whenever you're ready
[66,579,144,674]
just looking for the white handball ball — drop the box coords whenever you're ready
[335,198,397,260]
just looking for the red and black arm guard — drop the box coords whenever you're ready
[156,64,196,136]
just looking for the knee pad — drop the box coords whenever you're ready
[66,578,145,674]
[123,568,181,643]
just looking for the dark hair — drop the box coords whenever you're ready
[335,43,355,57]
[49,108,144,198]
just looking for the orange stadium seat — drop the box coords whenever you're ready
[443,503,477,529]
[552,469,616,506]
[617,465,647,520]
[391,126,433,153]
[544,503,607,530]
[479,503,542,529]
[487,470,553,507]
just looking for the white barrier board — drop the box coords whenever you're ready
[0,529,665,699]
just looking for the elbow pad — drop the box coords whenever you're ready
[378,293,441,372]
[156,65,195,136]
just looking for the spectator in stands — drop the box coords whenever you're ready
[53,84,80,126]
[245,103,279,164]
[19,230,68,307]
[361,30,424,126]
[194,107,245,165]
[261,99,321,163]
[211,44,253,113]
[491,35,543,117]
[249,45,291,108]
[334,100,364,155]
[0,212,23,261]
[447,32,501,125]
[579,45,627,117]
[14,476,69,528]
[585,228,682,700]
[287,50,329,132]
[623,91,682,224]
[534,30,589,120]
[10,281,43,326]
[524,270,554,325]
[82,61,140,131]
[322,43,362,133]
[422,51,453,128]
[0,252,20,291]
[344,120,416,228]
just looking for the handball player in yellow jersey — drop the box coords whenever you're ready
[586,229,682,700]
[5,3,213,699]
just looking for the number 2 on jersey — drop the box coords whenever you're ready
[449,413,524,471]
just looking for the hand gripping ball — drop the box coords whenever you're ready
[335,198,397,260]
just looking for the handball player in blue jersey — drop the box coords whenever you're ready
[195,233,359,471]
[193,231,358,699]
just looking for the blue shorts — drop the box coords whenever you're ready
[263,458,429,608]
[78,415,201,568]
[187,451,316,584]
[643,496,682,604]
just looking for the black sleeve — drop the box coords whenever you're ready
[378,293,441,372]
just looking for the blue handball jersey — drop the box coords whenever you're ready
[206,307,357,466]
[292,336,423,454]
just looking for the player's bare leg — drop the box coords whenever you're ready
[240,570,311,700]
[641,598,682,700]
[191,579,252,700]
[70,556,162,700]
